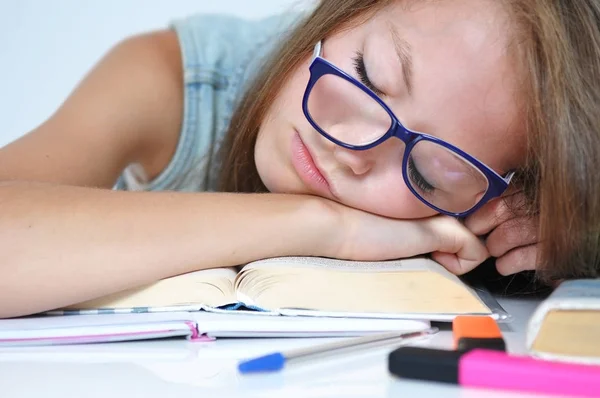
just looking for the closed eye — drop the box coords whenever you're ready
[353,52,385,97]
[408,156,435,193]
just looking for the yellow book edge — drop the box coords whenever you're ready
[526,279,600,365]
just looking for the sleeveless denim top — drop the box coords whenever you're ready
[115,12,302,192]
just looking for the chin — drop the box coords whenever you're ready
[263,174,301,194]
[255,144,295,195]
[255,160,284,193]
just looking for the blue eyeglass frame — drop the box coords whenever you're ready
[301,41,515,217]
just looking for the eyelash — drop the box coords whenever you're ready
[408,157,435,193]
[353,52,384,96]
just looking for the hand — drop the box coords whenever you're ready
[327,202,489,275]
[464,191,539,275]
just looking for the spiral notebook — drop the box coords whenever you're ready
[0,311,430,346]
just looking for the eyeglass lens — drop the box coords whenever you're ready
[307,74,392,146]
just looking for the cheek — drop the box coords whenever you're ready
[254,123,288,193]
[254,129,273,190]
[373,187,437,219]
[255,112,305,194]
[343,174,438,220]
[254,58,313,193]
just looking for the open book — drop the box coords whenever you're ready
[55,256,507,321]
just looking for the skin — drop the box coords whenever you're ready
[465,191,539,275]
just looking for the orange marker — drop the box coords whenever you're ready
[452,316,506,352]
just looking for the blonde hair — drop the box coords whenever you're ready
[218,0,600,282]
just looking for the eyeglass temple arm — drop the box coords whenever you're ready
[312,41,323,61]
[503,170,516,184]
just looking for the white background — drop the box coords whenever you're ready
[0,0,311,147]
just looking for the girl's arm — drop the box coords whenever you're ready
[0,182,336,318]
[0,31,488,318]
[0,31,183,188]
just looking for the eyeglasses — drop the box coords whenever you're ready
[301,41,514,217]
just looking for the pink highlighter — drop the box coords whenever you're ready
[389,347,600,398]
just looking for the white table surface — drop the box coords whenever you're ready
[0,298,553,398]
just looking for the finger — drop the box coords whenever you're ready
[430,251,478,275]
[422,216,489,275]
[464,192,529,235]
[486,216,538,258]
[495,244,538,275]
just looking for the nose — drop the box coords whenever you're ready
[333,146,374,176]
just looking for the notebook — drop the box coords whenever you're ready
[52,256,507,321]
[526,279,600,365]
[0,311,430,346]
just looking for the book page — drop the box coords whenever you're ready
[239,256,462,284]
[189,311,430,337]
[235,257,489,315]
[0,312,196,346]
[64,268,238,310]
[0,312,195,331]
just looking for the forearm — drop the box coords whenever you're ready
[0,181,335,317]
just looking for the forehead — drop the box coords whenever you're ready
[367,0,525,172]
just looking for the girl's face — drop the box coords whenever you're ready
[255,0,526,219]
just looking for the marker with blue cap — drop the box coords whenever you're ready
[238,327,439,374]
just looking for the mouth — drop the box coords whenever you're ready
[291,129,333,198]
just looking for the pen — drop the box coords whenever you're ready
[238,327,439,374]
[389,347,600,398]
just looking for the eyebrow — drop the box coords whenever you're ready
[389,25,414,96]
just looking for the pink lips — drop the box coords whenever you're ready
[291,130,332,197]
